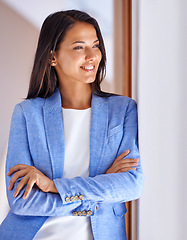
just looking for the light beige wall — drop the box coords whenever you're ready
[0,2,39,159]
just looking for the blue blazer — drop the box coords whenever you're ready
[0,88,144,240]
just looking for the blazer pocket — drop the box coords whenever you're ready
[113,203,127,217]
[108,125,123,138]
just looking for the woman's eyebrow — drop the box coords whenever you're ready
[71,39,99,45]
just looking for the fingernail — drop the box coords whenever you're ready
[13,193,17,197]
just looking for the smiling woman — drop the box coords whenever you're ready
[26,10,107,101]
[0,10,144,240]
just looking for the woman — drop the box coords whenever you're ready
[0,10,144,240]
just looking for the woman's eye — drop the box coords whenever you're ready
[93,44,100,48]
[73,46,83,50]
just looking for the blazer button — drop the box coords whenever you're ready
[87,210,93,216]
[72,212,78,216]
[79,195,84,200]
[82,210,87,216]
[74,195,79,201]
[78,211,83,216]
[65,197,70,203]
[70,196,75,202]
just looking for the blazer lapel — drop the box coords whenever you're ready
[89,94,108,177]
[43,88,65,179]
[43,88,108,179]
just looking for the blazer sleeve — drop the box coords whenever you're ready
[54,99,144,204]
[6,104,84,216]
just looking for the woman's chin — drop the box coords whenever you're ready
[84,77,96,84]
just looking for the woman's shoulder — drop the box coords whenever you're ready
[101,92,136,107]
[97,92,137,122]
[14,97,45,115]
[94,92,137,119]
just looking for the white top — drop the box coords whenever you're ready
[34,107,94,240]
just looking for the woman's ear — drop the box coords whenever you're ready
[49,50,57,66]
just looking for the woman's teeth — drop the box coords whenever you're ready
[81,66,94,70]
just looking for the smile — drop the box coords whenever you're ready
[80,65,95,71]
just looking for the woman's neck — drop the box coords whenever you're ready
[59,82,92,109]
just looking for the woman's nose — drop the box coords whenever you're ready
[85,49,96,61]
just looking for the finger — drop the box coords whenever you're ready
[115,159,139,167]
[119,158,139,163]
[111,160,139,172]
[13,175,29,197]
[111,158,139,169]
[117,167,136,173]
[8,169,28,190]
[121,162,139,168]
[7,164,28,176]
[23,178,36,199]
[117,167,132,173]
[109,157,139,170]
[112,162,138,173]
[115,150,130,161]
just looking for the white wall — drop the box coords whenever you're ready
[0,2,39,160]
[137,1,187,239]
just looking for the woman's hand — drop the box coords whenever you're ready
[106,150,139,174]
[7,164,58,199]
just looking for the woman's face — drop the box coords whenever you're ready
[54,21,102,85]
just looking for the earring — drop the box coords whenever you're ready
[51,62,56,66]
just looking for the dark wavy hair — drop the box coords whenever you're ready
[26,10,110,99]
